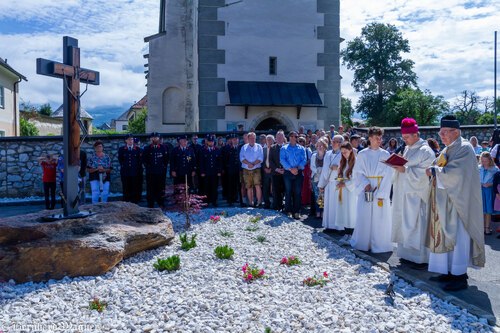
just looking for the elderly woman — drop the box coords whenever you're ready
[87,140,112,204]
[469,136,482,155]
[310,137,328,218]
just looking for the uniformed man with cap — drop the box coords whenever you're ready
[198,134,222,206]
[142,132,169,208]
[170,134,197,189]
[118,134,143,203]
[221,133,241,206]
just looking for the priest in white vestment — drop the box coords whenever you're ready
[391,118,435,266]
[350,127,394,253]
[318,135,343,230]
[425,115,485,291]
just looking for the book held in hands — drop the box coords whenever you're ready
[380,153,408,167]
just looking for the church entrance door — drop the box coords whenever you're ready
[255,117,287,132]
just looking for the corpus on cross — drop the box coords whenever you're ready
[36,36,100,218]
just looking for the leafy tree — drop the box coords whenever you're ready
[341,23,417,125]
[39,103,52,116]
[20,118,39,136]
[451,90,482,125]
[92,128,120,135]
[385,88,449,126]
[127,108,147,134]
[341,96,354,127]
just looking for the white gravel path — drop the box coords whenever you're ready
[0,208,495,333]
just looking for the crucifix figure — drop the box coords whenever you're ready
[37,36,100,217]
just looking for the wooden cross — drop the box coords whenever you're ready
[36,36,100,216]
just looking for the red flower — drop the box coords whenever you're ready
[323,271,328,278]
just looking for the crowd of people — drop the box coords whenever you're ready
[37,116,496,291]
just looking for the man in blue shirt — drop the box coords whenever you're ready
[280,131,307,219]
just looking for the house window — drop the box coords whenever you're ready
[0,86,4,108]
[0,130,5,137]
[269,57,277,75]
[122,125,128,131]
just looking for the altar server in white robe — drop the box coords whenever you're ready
[391,118,435,266]
[350,127,394,253]
[425,115,485,291]
[319,141,357,233]
[318,135,344,230]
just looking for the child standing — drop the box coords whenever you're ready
[39,153,58,209]
[480,151,498,235]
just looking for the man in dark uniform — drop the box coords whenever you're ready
[221,135,231,200]
[142,132,169,208]
[198,134,222,207]
[189,134,202,193]
[170,134,197,190]
[118,134,142,203]
[221,133,241,206]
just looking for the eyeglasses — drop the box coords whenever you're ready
[332,140,342,144]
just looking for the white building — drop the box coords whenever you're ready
[0,58,27,136]
[145,0,341,133]
[111,95,147,132]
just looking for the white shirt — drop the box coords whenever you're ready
[240,143,264,170]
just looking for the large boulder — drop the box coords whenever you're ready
[0,202,174,283]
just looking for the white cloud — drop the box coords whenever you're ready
[340,0,500,108]
[0,0,157,112]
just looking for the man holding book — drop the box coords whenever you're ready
[391,118,436,268]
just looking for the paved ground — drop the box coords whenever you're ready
[1,200,499,327]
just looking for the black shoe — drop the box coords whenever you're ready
[429,273,454,283]
[409,263,428,271]
[443,275,468,291]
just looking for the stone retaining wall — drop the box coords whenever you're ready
[1,125,498,198]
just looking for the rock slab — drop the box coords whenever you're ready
[0,202,174,282]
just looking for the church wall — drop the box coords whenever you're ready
[210,0,341,132]
[146,0,199,133]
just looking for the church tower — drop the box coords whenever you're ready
[145,0,199,133]
[145,0,341,133]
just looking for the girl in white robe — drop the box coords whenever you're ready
[350,128,394,253]
[318,135,344,230]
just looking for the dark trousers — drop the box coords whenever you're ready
[262,171,273,207]
[272,174,285,210]
[146,173,166,208]
[201,175,219,205]
[43,181,56,209]
[283,171,303,214]
[174,174,194,192]
[122,175,141,203]
[226,172,240,204]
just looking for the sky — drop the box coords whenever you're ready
[0,0,499,125]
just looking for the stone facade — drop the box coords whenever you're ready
[145,0,341,133]
[1,125,496,198]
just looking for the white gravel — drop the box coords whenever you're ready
[0,208,495,333]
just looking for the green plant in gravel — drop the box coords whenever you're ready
[89,297,107,312]
[248,213,263,223]
[179,233,197,251]
[246,226,259,232]
[256,235,266,243]
[153,255,181,272]
[265,327,272,333]
[220,230,233,237]
[214,245,234,259]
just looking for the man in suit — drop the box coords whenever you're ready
[142,132,169,208]
[269,130,286,211]
[170,134,197,190]
[118,134,143,203]
[198,134,222,206]
[221,133,241,206]
[261,134,275,208]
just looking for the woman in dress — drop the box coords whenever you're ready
[87,140,112,204]
[310,138,328,218]
[318,135,344,231]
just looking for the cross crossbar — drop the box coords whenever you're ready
[36,58,100,85]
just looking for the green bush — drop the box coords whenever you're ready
[256,235,266,243]
[180,233,197,251]
[153,255,180,272]
[214,245,234,259]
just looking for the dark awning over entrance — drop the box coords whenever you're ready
[227,81,323,119]
[228,81,323,107]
